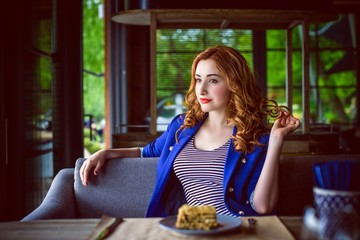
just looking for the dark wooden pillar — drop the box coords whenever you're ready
[253,30,267,98]
[126,25,150,130]
[0,0,29,221]
[53,0,84,172]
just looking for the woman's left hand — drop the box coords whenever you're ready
[271,111,300,138]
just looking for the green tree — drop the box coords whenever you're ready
[83,0,105,152]
[83,0,105,123]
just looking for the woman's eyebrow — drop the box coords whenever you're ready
[195,73,221,77]
[207,74,221,77]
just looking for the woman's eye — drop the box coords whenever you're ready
[209,79,218,83]
[195,78,201,82]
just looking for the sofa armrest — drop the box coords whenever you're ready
[74,157,158,218]
[21,168,76,221]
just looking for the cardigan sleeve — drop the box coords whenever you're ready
[246,134,269,199]
[142,114,184,158]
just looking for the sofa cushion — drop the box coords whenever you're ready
[74,157,158,218]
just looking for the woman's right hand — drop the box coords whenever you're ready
[80,149,107,186]
[79,147,141,186]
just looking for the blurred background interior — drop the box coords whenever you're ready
[1,0,359,221]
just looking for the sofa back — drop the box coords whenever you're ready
[73,154,360,218]
[74,157,158,218]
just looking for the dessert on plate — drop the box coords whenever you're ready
[175,204,220,230]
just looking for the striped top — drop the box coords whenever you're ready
[174,137,236,216]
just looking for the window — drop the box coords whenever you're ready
[156,14,358,132]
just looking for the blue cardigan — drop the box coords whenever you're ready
[143,114,270,217]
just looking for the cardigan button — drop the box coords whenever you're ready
[238,211,245,215]
[246,200,249,204]
[228,187,234,193]
[169,146,173,151]
[241,158,246,163]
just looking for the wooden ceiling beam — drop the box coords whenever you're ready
[112,9,338,29]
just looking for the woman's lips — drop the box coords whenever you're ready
[199,98,212,104]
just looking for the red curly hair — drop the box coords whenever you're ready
[177,45,287,153]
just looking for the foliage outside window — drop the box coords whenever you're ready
[83,0,105,152]
[83,0,105,123]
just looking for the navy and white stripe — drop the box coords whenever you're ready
[174,137,236,216]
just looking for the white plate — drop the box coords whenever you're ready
[159,214,242,235]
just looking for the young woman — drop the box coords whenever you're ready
[80,45,300,217]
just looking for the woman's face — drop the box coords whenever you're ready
[195,59,230,113]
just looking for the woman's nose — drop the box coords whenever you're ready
[199,82,207,95]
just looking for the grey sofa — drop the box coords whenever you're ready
[22,157,159,221]
[21,154,360,221]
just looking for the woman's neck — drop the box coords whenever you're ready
[206,111,231,128]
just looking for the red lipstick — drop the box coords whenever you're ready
[199,98,212,104]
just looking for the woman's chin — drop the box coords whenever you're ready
[200,106,210,112]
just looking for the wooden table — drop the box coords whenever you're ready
[280,216,304,239]
[0,216,304,240]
